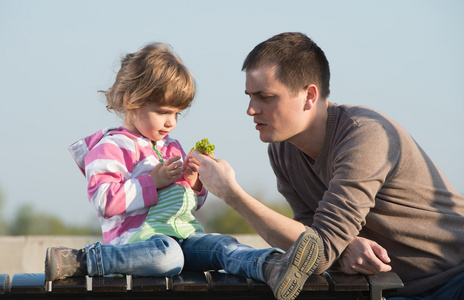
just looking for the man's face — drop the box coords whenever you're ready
[245,64,309,143]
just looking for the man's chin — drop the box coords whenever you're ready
[259,134,278,144]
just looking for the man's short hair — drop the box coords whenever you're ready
[242,32,330,99]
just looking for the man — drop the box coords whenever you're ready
[192,32,464,299]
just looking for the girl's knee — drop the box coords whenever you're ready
[147,236,184,276]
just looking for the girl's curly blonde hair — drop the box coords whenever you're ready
[102,43,195,117]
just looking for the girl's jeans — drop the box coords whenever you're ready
[85,231,281,281]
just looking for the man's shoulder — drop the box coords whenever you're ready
[331,104,408,152]
[332,103,396,130]
[336,103,381,119]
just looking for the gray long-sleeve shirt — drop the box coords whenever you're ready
[268,102,464,296]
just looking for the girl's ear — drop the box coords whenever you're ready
[123,91,133,110]
[303,84,318,110]
[122,109,135,130]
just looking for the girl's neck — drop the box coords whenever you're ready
[122,117,139,135]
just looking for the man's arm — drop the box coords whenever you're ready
[191,151,306,250]
[192,151,392,275]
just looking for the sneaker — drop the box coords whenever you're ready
[45,247,87,281]
[263,231,322,300]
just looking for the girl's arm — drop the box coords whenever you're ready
[162,138,208,209]
[183,151,208,210]
[85,136,159,218]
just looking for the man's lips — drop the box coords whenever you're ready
[254,121,266,130]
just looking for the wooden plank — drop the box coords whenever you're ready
[249,274,329,293]
[208,271,249,292]
[0,274,10,295]
[171,271,208,292]
[248,278,271,292]
[324,271,369,292]
[302,274,330,291]
[10,273,46,295]
[91,275,127,293]
[131,276,167,292]
[51,276,87,294]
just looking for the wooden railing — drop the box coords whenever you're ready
[0,270,403,299]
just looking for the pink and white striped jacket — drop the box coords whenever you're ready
[68,127,207,245]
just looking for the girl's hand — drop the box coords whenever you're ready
[150,156,183,188]
[183,152,202,192]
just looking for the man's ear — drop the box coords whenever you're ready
[303,84,318,110]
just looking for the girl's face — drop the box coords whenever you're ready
[124,103,183,141]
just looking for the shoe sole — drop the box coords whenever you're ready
[45,247,58,281]
[274,232,322,300]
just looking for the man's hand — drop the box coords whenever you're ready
[339,237,392,275]
[191,150,239,201]
[150,156,183,188]
[192,150,307,250]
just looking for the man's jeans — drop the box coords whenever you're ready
[85,231,281,281]
[388,271,464,300]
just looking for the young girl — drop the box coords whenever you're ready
[45,42,322,300]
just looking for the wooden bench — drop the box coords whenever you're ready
[0,270,403,299]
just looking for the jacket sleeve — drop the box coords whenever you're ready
[195,187,208,210]
[85,135,158,219]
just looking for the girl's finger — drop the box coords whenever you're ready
[164,155,182,166]
[188,163,199,172]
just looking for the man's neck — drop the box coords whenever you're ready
[289,99,329,161]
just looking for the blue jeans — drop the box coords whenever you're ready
[388,271,464,300]
[85,231,281,281]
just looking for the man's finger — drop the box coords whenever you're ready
[365,256,391,272]
[191,150,218,162]
[371,243,391,263]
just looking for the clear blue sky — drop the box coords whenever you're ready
[1,0,463,227]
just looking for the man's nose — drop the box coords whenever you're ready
[246,99,260,116]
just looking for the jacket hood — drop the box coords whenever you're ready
[68,127,143,175]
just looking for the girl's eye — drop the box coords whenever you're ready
[155,109,182,116]
[158,110,173,115]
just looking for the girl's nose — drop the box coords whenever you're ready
[166,115,177,128]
